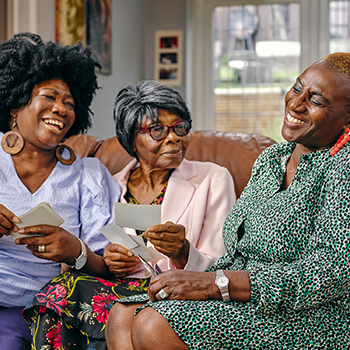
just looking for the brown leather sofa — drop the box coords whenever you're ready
[65,131,276,198]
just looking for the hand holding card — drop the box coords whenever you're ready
[99,222,165,261]
[10,202,64,240]
[99,203,165,262]
[114,202,161,231]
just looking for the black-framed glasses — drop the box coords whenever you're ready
[139,120,192,141]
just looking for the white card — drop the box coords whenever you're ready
[99,222,139,250]
[114,202,162,231]
[11,202,64,240]
[128,235,153,260]
[98,222,165,262]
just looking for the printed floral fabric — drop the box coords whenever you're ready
[23,272,149,350]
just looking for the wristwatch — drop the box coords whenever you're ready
[215,269,230,302]
[68,239,87,270]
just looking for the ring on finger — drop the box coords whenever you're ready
[38,244,46,253]
[158,288,169,300]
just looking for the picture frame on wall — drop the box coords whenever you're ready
[55,0,86,46]
[55,0,112,74]
[85,0,112,74]
[154,30,183,86]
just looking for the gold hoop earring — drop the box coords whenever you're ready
[1,130,24,155]
[55,144,76,165]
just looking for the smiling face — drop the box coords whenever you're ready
[282,60,350,152]
[13,78,75,150]
[134,109,190,171]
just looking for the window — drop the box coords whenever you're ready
[329,1,350,53]
[191,0,350,141]
[214,4,299,140]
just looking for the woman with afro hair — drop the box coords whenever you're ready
[0,33,121,349]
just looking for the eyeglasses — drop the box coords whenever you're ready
[139,120,192,141]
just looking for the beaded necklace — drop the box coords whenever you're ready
[330,128,350,156]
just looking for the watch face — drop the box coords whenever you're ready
[217,276,228,287]
[75,255,87,270]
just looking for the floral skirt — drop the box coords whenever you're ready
[23,271,149,350]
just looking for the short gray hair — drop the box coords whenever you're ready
[113,80,191,158]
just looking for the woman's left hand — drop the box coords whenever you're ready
[14,225,81,264]
[147,269,216,302]
[143,221,190,268]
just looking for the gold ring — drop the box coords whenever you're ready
[38,244,46,253]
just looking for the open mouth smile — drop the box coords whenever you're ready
[286,113,306,125]
[43,118,65,130]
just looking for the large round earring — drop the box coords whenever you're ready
[55,144,76,165]
[1,130,24,155]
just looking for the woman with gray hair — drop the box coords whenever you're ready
[104,80,236,278]
[25,80,236,349]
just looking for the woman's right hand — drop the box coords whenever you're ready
[0,204,19,238]
[103,243,141,277]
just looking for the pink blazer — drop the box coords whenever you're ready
[113,158,236,277]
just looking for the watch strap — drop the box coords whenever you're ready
[68,238,87,269]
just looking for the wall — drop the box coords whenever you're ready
[88,0,145,139]
[144,0,188,101]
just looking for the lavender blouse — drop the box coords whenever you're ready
[0,135,121,307]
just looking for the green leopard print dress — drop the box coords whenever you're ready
[117,142,350,349]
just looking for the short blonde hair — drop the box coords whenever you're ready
[322,52,350,79]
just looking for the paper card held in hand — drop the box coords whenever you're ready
[98,203,164,261]
[114,202,162,231]
[10,202,65,240]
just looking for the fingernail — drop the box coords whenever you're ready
[12,226,18,232]
[18,229,25,233]
[127,251,134,257]
[13,217,20,223]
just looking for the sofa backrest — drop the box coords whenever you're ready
[65,130,275,198]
